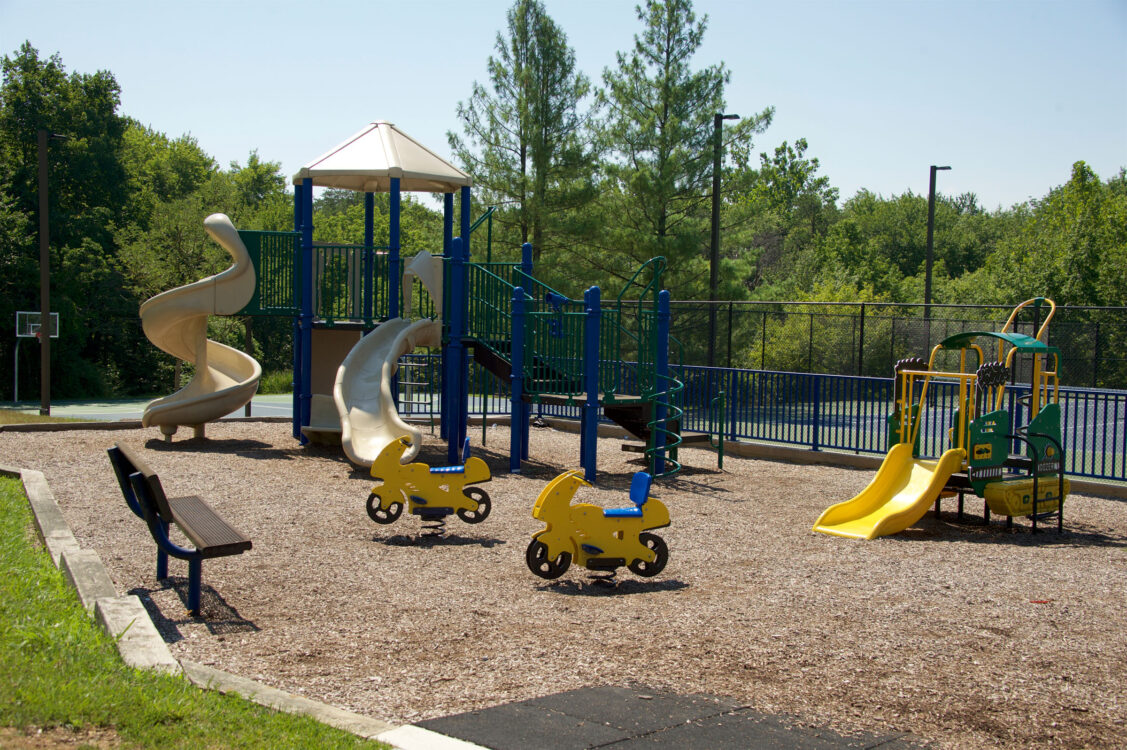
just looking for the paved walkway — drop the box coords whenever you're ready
[3,394,293,422]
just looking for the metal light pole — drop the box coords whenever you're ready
[708,113,739,369]
[38,129,67,416]
[925,165,950,321]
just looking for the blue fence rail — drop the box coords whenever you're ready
[397,356,1126,484]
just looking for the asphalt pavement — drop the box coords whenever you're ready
[3,394,293,422]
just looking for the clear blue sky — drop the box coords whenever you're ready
[3,0,1125,210]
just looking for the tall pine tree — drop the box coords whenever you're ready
[448,0,596,263]
[594,0,772,298]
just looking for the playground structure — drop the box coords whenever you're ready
[814,298,1069,539]
[526,470,670,582]
[235,121,691,479]
[366,435,491,536]
[139,214,262,439]
[136,121,718,479]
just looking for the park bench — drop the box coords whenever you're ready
[106,443,252,615]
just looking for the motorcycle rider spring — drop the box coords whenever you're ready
[588,569,618,587]
[421,516,447,538]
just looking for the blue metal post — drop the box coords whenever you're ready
[581,286,601,482]
[456,187,472,461]
[521,241,532,280]
[389,177,401,320]
[518,242,534,461]
[446,236,467,463]
[291,187,303,440]
[510,287,526,473]
[653,290,671,475]
[187,557,202,614]
[298,178,314,444]
[364,192,374,322]
[440,193,454,441]
[460,186,471,256]
[156,521,169,579]
[815,374,824,451]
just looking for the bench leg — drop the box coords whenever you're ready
[156,521,170,579]
[187,557,202,615]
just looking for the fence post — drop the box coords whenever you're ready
[858,302,866,376]
[581,286,601,482]
[727,301,734,369]
[1093,321,1099,388]
[510,287,526,474]
[761,311,767,370]
[811,373,821,452]
[808,313,814,372]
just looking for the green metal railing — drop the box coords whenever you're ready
[313,244,390,325]
[237,230,299,316]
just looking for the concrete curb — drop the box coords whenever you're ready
[6,463,433,750]
[180,660,395,740]
[94,595,182,674]
[377,725,491,749]
[18,468,80,566]
[61,548,118,612]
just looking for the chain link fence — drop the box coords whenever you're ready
[661,301,1127,390]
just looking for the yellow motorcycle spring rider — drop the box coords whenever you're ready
[366,436,492,536]
[526,470,670,581]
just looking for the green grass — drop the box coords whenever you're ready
[0,476,387,749]
[258,370,294,395]
[0,409,86,425]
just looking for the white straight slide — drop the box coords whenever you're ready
[335,317,442,467]
[140,214,262,439]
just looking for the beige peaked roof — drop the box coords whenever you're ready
[292,121,472,193]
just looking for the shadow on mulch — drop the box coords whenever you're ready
[534,577,690,597]
[372,532,508,549]
[130,580,259,642]
[890,512,1127,548]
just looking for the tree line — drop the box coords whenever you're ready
[2,0,1124,400]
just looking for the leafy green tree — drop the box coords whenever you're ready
[985,161,1127,306]
[588,0,772,299]
[733,138,839,295]
[448,0,596,263]
[120,121,216,228]
[0,43,133,398]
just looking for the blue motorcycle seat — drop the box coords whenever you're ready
[581,543,604,554]
[603,506,644,518]
[430,465,466,475]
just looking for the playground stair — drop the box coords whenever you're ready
[469,339,582,394]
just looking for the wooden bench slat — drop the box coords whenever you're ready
[168,495,252,558]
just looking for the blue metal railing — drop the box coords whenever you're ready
[400,356,1126,484]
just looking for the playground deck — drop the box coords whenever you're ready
[4,421,1125,749]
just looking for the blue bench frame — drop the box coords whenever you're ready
[107,444,251,615]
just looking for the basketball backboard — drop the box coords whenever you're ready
[15,311,59,338]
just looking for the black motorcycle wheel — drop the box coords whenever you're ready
[525,539,571,579]
[627,532,668,577]
[456,487,491,524]
[366,492,403,524]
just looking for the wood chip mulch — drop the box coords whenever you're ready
[3,420,1125,749]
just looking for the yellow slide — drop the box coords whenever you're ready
[813,444,965,539]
